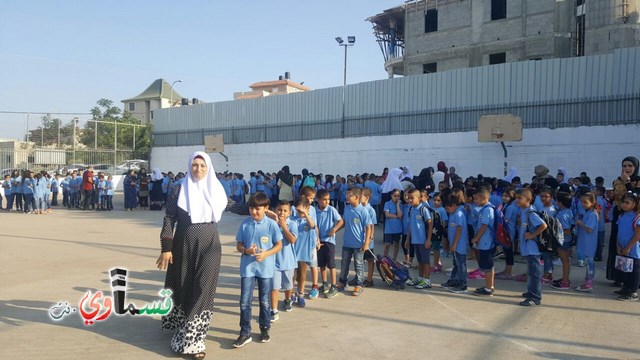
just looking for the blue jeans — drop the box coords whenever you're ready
[542,252,554,274]
[23,193,34,212]
[239,276,272,337]
[526,255,542,301]
[339,247,364,286]
[450,251,467,288]
[584,256,595,284]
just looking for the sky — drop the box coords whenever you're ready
[0,0,401,140]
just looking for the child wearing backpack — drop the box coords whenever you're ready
[575,192,599,292]
[405,189,433,289]
[614,192,640,301]
[552,192,575,290]
[431,192,448,272]
[383,189,403,262]
[401,191,414,267]
[536,186,558,285]
[516,188,548,306]
[442,194,469,293]
[420,190,445,273]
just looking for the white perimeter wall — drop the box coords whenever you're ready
[151,125,640,186]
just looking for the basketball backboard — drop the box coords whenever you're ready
[204,134,224,153]
[478,115,523,142]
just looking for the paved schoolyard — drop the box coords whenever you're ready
[0,196,637,360]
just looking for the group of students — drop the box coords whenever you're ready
[230,164,640,348]
[1,168,116,213]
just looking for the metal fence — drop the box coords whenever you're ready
[0,147,146,177]
[152,47,640,147]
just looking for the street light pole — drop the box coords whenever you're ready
[336,36,355,138]
[169,80,183,108]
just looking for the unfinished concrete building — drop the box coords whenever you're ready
[368,0,640,77]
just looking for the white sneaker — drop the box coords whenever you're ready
[577,260,585,267]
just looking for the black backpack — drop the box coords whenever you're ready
[526,210,564,253]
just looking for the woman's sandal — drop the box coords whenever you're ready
[193,353,206,359]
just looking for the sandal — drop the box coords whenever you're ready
[193,353,206,359]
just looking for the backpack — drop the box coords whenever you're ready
[411,205,444,242]
[526,210,564,253]
[302,175,315,189]
[494,204,512,248]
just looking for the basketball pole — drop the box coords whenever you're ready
[500,141,507,177]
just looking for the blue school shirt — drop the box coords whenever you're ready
[2,180,10,196]
[316,205,342,244]
[276,218,299,271]
[23,179,34,195]
[249,177,257,194]
[60,178,69,191]
[475,203,495,250]
[465,203,478,229]
[364,203,377,249]
[434,206,448,223]
[364,181,381,206]
[409,204,432,245]
[537,205,558,218]
[577,209,598,258]
[557,208,574,242]
[534,195,544,211]
[68,178,77,193]
[617,211,640,259]
[490,193,502,207]
[402,204,412,235]
[383,200,403,235]
[161,177,170,194]
[448,207,469,255]
[10,176,20,194]
[519,206,545,256]
[232,179,242,196]
[236,216,283,278]
[342,204,373,249]
[33,179,44,198]
[256,175,266,192]
[597,196,606,232]
[97,180,107,195]
[504,202,519,241]
[339,183,348,203]
[291,214,316,263]
[51,178,59,192]
[17,178,25,194]
[106,180,114,196]
[44,178,52,195]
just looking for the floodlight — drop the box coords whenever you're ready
[335,37,344,44]
[347,36,356,44]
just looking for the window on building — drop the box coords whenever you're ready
[128,102,135,112]
[425,9,438,33]
[489,53,506,65]
[423,62,437,74]
[491,0,507,20]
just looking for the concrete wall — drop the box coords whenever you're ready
[150,124,640,187]
[585,0,640,55]
[402,0,567,75]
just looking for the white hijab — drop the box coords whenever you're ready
[401,165,414,181]
[433,171,445,187]
[503,167,518,183]
[177,152,228,223]
[151,168,163,181]
[381,168,403,193]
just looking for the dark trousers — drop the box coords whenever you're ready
[51,191,58,206]
[607,207,624,282]
[622,258,640,294]
[82,190,92,209]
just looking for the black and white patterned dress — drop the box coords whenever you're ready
[160,184,221,354]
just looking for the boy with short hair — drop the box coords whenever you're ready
[361,188,377,287]
[291,197,320,305]
[405,189,433,289]
[516,188,548,306]
[315,189,344,298]
[337,187,373,296]
[270,200,298,322]
[234,193,283,348]
[443,194,469,293]
[471,186,496,296]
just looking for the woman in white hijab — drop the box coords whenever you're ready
[503,167,519,183]
[156,151,227,359]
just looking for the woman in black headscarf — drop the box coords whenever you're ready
[414,167,435,192]
[277,165,294,203]
[607,156,640,285]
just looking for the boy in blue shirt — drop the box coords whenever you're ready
[361,188,377,287]
[383,189,403,262]
[471,186,496,296]
[234,193,283,348]
[443,193,469,293]
[405,188,433,289]
[337,187,373,296]
[269,200,298,321]
[51,174,60,206]
[105,175,114,211]
[315,189,344,298]
[552,192,575,290]
[516,188,548,306]
[291,196,320,305]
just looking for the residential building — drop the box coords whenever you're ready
[121,79,186,124]
[233,73,311,100]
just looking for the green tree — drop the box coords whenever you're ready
[80,98,151,160]
[28,114,75,146]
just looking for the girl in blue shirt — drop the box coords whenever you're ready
[383,189,403,261]
[22,171,35,213]
[401,191,413,267]
[575,192,599,292]
[615,192,640,300]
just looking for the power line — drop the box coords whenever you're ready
[0,111,91,115]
